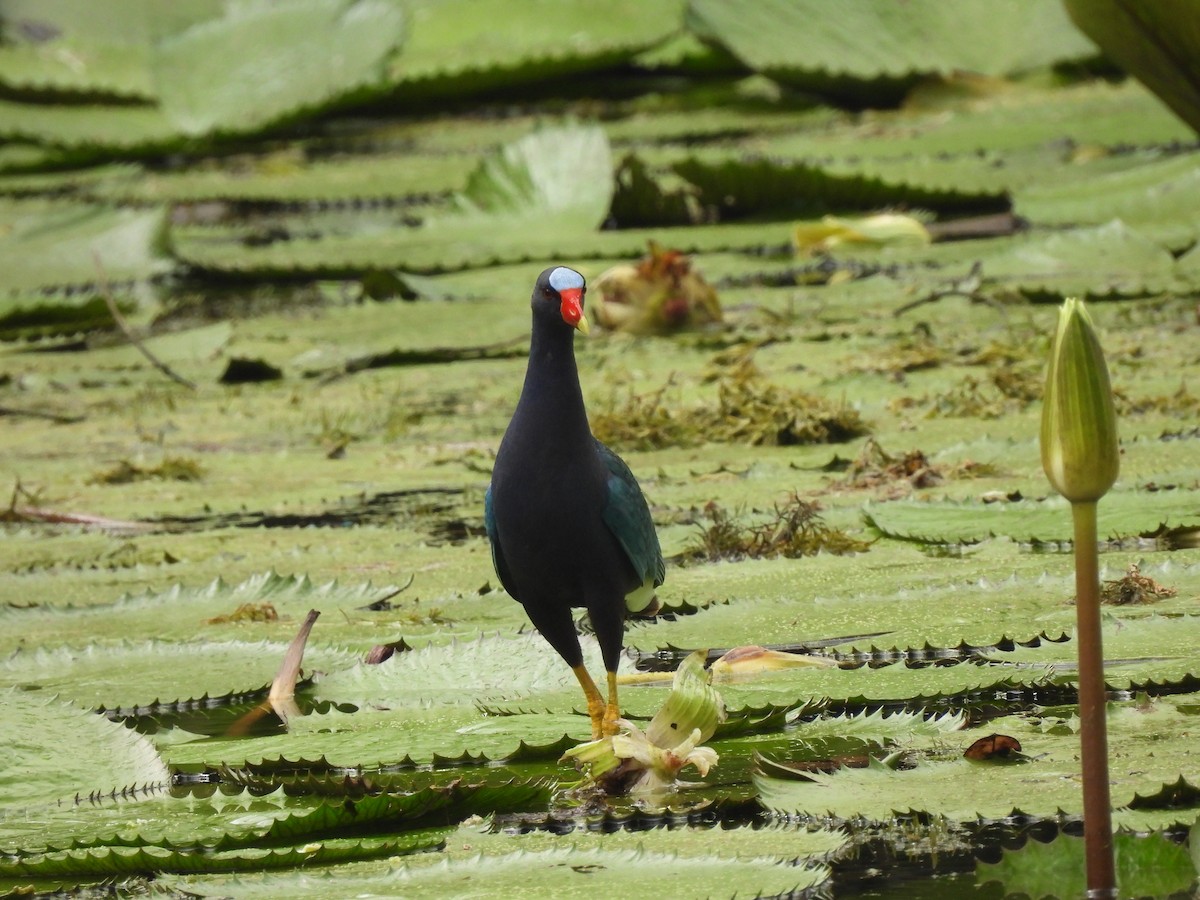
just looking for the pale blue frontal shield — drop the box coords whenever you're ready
[548,266,585,293]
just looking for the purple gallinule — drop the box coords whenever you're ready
[486,265,664,738]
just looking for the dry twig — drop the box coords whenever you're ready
[94,251,197,390]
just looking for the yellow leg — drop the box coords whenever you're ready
[602,670,621,737]
[572,664,606,739]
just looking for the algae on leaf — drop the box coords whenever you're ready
[0,0,221,100]
[0,199,170,294]
[389,0,686,95]
[864,491,1200,546]
[161,845,827,900]
[451,123,614,230]
[2,7,1200,899]
[0,690,169,810]
[1017,152,1200,249]
[689,0,1096,104]
[756,701,1200,823]
[153,0,406,136]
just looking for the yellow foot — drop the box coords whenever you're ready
[572,664,606,740]
[601,670,621,736]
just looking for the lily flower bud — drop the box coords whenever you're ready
[1040,298,1119,503]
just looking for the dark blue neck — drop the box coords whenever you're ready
[514,317,590,445]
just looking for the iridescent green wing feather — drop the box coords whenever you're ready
[596,438,665,609]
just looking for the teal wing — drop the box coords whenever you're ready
[484,484,516,597]
[596,439,665,605]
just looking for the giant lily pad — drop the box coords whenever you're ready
[757,697,1200,823]
[0,640,360,711]
[864,490,1200,545]
[450,123,614,230]
[0,199,170,294]
[153,0,405,137]
[0,0,221,100]
[689,0,1096,105]
[0,689,168,810]
[389,0,685,95]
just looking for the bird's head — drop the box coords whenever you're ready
[534,265,590,336]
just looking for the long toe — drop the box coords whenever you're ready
[601,700,621,737]
[590,713,605,741]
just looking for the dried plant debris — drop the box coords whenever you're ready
[833,438,944,492]
[853,332,945,378]
[1115,384,1200,417]
[960,333,1049,368]
[681,494,870,563]
[913,376,1010,419]
[590,376,694,451]
[906,365,1041,420]
[593,358,869,451]
[683,501,746,562]
[88,456,205,485]
[1099,563,1177,606]
[207,602,280,625]
[713,362,868,446]
[990,363,1044,405]
[892,260,991,316]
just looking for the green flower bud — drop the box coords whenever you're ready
[1040,298,1119,502]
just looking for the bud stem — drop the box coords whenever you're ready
[1072,500,1115,895]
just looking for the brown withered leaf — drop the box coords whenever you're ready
[964,733,1023,761]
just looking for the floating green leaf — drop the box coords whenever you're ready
[0,690,168,809]
[0,571,394,656]
[0,640,360,711]
[451,123,614,229]
[689,0,1095,104]
[382,846,821,900]
[757,699,1200,823]
[983,219,1180,297]
[1018,152,1200,249]
[0,97,178,152]
[0,835,433,888]
[216,782,550,848]
[0,199,170,294]
[978,830,1197,900]
[864,491,1200,545]
[152,0,405,137]
[0,0,221,100]
[389,0,686,96]
[1,10,1199,898]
